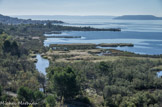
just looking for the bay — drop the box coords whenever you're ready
[15,15,162,55]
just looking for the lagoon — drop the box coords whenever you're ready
[44,31,162,55]
[17,15,162,55]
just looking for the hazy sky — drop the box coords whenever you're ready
[0,0,162,16]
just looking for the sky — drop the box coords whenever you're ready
[0,0,162,16]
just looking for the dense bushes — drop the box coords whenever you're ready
[0,86,2,98]
[0,33,40,92]
[47,67,80,101]
[0,29,3,34]
[103,90,162,107]
[3,40,20,57]
[17,87,44,106]
[48,58,162,106]
[0,26,46,106]
[119,91,162,107]
[45,95,57,107]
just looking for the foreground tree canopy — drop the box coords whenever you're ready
[47,67,80,101]
[47,59,162,106]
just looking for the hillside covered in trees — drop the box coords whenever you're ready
[0,14,64,25]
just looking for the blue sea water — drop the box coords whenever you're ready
[15,15,162,55]
[44,31,162,55]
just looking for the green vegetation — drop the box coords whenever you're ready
[0,14,64,24]
[17,87,44,106]
[0,33,43,107]
[3,40,20,57]
[118,91,162,107]
[0,29,3,34]
[47,67,80,101]
[0,22,162,107]
[0,86,2,98]
[0,33,40,92]
[45,95,57,107]
[46,57,162,106]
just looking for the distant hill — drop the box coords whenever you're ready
[0,14,64,24]
[114,15,162,20]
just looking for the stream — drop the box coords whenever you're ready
[157,71,162,78]
[35,54,49,92]
[35,54,49,75]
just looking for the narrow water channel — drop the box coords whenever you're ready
[35,54,49,92]
[35,54,49,75]
[157,71,162,78]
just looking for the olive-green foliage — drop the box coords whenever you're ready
[45,95,56,107]
[75,96,91,105]
[103,85,131,107]
[0,33,12,53]
[47,67,80,100]
[18,87,34,102]
[49,59,162,106]
[120,91,162,107]
[0,29,3,34]
[99,61,110,74]
[3,40,11,53]
[17,87,44,104]
[0,33,40,92]
[34,90,44,103]
[3,40,20,57]
[0,86,2,98]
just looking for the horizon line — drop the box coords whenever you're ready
[1,14,162,17]
[12,15,162,17]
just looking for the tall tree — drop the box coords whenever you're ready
[11,41,20,57]
[17,87,34,103]
[0,29,3,34]
[3,40,11,53]
[50,67,80,101]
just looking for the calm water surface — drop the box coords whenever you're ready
[157,71,162,78]
[15,15,162,55]
[44,31,162,55]
[35,54,49,75]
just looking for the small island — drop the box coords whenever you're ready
[114,15,162,20]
